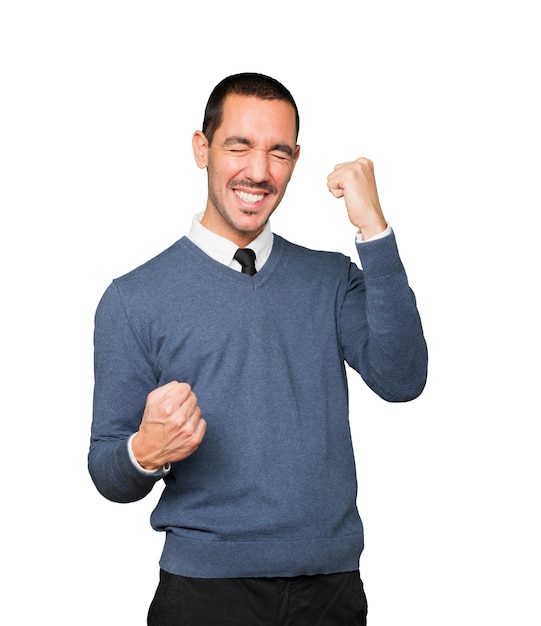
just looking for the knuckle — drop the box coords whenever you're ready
[146,386,161,405]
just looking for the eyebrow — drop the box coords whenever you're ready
[222,136,294,158]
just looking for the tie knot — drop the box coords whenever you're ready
[234,248,257,276]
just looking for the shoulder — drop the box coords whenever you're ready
[117,238,189,282]
[273,234,358,275]
[114,237,202,293]
[97,238,195,311]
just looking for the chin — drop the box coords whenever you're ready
[233,213,267,233]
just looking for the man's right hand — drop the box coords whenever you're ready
[131,381,206,470]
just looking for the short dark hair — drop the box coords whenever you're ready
[202,72,300,146]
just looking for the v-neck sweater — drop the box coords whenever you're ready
[89,232,427,578]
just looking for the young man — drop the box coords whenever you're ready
[89,73,428,625]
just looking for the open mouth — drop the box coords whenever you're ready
[234,190,266,204]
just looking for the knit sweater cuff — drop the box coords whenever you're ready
[355,228,404,278]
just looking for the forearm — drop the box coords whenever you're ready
[343,231,428,401]
[361,273,427,401]
[88,437,165,503]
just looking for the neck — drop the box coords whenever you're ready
[200,210,264,248]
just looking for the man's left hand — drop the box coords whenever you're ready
[327,157,388,239]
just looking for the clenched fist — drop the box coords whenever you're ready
[131,381,206,470]
[327,157,387,240]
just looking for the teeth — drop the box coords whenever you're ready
[235,190,264,203]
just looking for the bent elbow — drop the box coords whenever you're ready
[367,353,428,403]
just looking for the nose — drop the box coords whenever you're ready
[244,149,269,182]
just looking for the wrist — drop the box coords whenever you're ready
[356,219,388,241]
[130,432,162,471]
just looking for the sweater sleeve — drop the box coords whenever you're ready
[88,281,165,503]
[340,230,428,402]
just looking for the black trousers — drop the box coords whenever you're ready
[147,569,367,625]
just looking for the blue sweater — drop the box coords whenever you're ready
[89,232,427,578]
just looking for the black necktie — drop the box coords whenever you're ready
[234,248,257,276]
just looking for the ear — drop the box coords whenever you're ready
[192,131,209,168]
[286,144,301,180]
[292,144,301,171]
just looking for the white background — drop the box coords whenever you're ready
[2,1,539,624]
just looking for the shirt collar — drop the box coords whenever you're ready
[187,212,274,271]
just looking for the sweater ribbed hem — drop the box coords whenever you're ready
[159,532,364,579]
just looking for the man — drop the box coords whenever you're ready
[89,72,428,625]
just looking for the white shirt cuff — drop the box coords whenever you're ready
[356,224,392,243]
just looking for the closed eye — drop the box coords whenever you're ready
[270,144,294,159]
[270,152,291,161]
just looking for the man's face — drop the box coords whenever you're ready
[193,94,300,246]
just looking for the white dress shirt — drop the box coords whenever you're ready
[187,212,274,272]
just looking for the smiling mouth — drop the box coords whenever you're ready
[228,179,277,204]
[234,190,265,204]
